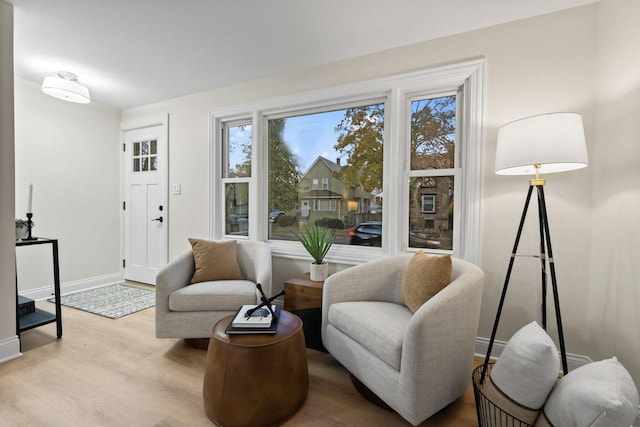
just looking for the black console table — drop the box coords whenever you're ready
[15,238,62,339]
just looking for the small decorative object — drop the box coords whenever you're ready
[295,223,336,281]
[15,218,34,240]
[17,183,37,240]
[246,284,285,318]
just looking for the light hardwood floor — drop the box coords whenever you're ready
[1,300,480,426]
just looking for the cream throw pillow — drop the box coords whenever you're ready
[188,238,244,284]
[400,251,452,313]
[535,357,639,427]
[484,321,560,425]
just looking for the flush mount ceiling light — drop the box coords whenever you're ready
[41,71,90,103]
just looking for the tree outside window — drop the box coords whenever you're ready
[267,103,384,245]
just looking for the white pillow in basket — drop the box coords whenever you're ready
[535,357,639,427]
[484,321,560,424]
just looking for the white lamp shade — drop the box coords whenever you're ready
[41,72,90,104]
[495,113,588,175]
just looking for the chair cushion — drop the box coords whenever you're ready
[400,251,452,312]
[484,321,559,425]
[169,280,257,312]
[535,357,639,427]
[189,238,244,284]
[328,301,412,370]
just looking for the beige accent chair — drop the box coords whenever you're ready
[155,240,272,339]
[321,254,484,426]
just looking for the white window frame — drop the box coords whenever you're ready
[404,89,461,253]
[321,178,329,190]
[316,199,335,211]
[209,59,484,265]
[421,195,436,213]
[312,179,319,190]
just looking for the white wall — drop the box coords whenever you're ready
[14,78,122,298]
[588,0,640,383]
[0,1,19,362]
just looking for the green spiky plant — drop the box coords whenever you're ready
[295,224,336,264]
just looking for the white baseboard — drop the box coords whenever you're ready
[475,336,592,371]
[0,336,21,364]
[17,272,123,301]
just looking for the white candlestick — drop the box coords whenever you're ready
[27,183,33,213]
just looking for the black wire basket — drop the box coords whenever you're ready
[472,363,534,427]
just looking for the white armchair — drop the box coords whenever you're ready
[321,254,484,426]
[155,240,272,339]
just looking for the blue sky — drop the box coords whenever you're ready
[281,109,345,172]
[227,109,346,174]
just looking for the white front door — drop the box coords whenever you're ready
[121,116,168,285]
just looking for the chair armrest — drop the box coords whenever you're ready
[155,250,195,314]
[400,261,484,397]
[237,240,272,297]
[251,243,272,297]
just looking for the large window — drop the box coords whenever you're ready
[266,103,384,247]
[211,60,484,264]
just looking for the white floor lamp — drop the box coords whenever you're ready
[480,112,588,383]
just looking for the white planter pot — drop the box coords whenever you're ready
[310,262,329,282]
[16,225,28,240]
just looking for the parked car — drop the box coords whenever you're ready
[408,231,441,249]
[349,222,442,249]
[348,222,382,246]
[269,210,287,221]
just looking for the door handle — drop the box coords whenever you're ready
[152,216,163,223]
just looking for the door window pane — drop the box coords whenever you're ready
[132,139,158,173]
[268,103,384,246]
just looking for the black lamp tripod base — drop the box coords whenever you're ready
[480,183,568,384]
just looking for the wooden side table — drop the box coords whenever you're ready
[203,311,308,427]
[284,273,326,352]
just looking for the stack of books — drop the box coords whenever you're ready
[225,304,281,334]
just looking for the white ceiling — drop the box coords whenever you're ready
[9,0,597,110]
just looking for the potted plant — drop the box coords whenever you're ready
[15,218,33,240]
[295,223,336,281]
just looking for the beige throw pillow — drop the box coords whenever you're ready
[400,251,452,313]
[188,238,244,284]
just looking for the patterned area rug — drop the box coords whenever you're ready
[49,283,155,319]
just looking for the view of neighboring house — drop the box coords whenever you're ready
[298,156,378,227]
[408,176,453,249]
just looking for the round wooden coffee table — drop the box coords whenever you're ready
[203,310,308,427]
